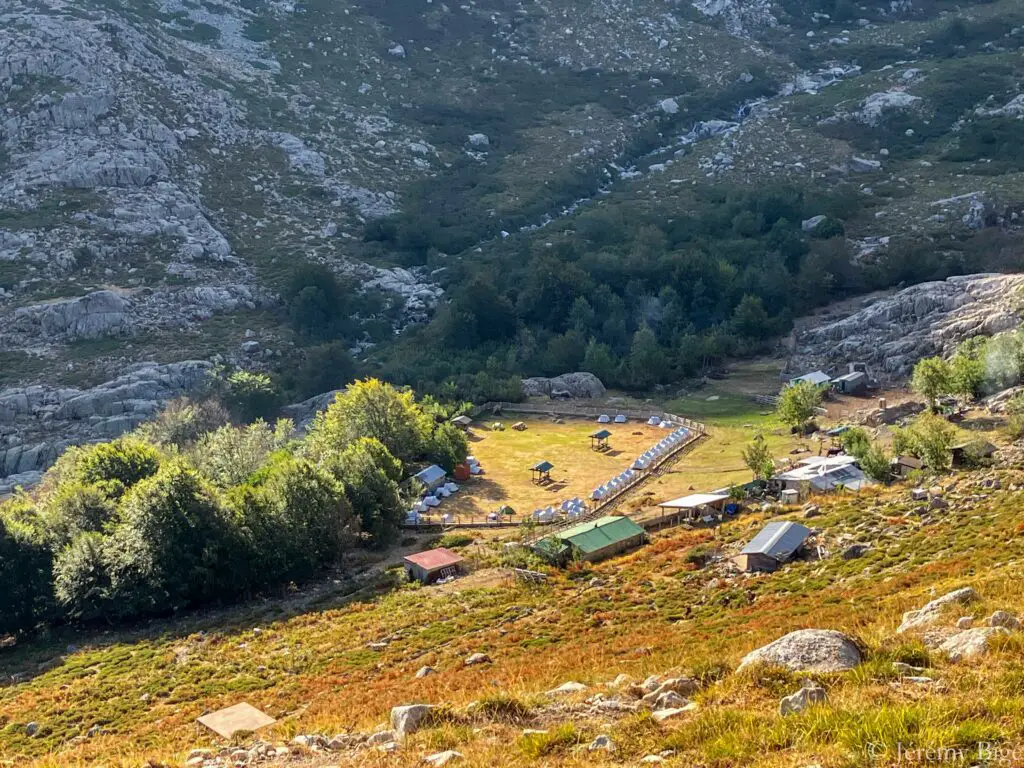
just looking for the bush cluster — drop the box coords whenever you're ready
[0,379,468,637]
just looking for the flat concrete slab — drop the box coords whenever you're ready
[197,702,276,739]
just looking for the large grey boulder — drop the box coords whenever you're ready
[738,629,862,673]
[389,704,435,738]
[15,290,130,340]
[521,372,606,399]
[939,627,1010,662]
[855,91,921,126]
[897,587,978,634]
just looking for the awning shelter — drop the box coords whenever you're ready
[590,429,612,451]
[451,415,473,429]
[531,460,554,484]
[657,492,731,522]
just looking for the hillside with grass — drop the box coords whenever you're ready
[5,371,1024,767]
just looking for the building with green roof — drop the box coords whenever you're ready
[538,515,646,564]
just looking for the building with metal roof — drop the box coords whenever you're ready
[831,370,868,395]
[771,455,870,492]
[733,521,811,572]
[789,370,832,387]
[403,547,465,584]
[413,464,448,491]
[543,515,646,563]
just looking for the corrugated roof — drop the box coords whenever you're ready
[414,464,447,486]
[451,415,473,425]
[591,429,612,440]
[741,521,811,558]
[557,515,645,554]
[658,492,730,509]
[403,547,464,571]
[532,460,554,472]
[832,371,866,383]
[790,371,831,386]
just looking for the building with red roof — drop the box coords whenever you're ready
[402,547,465,584]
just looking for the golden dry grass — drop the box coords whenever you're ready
[439,419,669,520]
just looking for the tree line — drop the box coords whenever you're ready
[0,379,468,638]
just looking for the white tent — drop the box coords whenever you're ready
[614,414,627,423]
[597,414,611,423]
[647,416,661,426]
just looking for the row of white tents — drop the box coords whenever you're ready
[530,496,587,523]
[632,426,691,471]
[591,425,691,499]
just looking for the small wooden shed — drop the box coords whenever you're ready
[403,547,465,584]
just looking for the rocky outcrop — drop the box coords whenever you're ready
[0,361,211,494]
[938,627,1010,662]
[521,372,606,399]
[12,290,130,340]
[281,389,343,431]
[896,587,978,634]
[854,90,922,126]
[792,274,1024,381]
[737,629,862,672]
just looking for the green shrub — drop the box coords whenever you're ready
[0,509,54,636]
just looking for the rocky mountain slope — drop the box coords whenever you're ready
[790,272,1024,379]
[5,0,1024,487]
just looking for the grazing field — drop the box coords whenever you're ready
[439,418,669,520]
[6,469,1024,768]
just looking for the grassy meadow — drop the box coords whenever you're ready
[3,376,1022,768]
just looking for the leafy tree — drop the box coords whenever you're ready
[53,532,112,622]
[41,481,117,550]
[741,434,775,480]
[332,438,404,547]
[254,457,356,577]
[986,331,1024,390]
[858,444,893,483]
[306,379,432,465]
[103,462,239,618]
[777,380,823,431]
[224,370,283,423]
[950,343,986,402]
[135,398,228,449]
[896,413,957,473]
[627,325,667,388]
[194,419,293,487]
[0,508,53,636]
[425,422,470,472]
[840,427,872,459]
[288,342,357,401]
[282,262,354,341]
[911,356,953,411]
[52,437,162,498]
[730,295,772,340]
[582,338,620,386]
